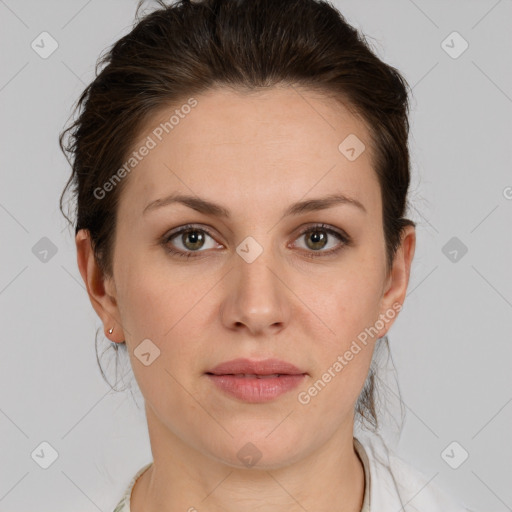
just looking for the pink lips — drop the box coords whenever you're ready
[206,358,307,403]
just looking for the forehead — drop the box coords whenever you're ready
[118,85,381,220]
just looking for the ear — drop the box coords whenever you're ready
[376,224,416,338]
[76,229,125,343]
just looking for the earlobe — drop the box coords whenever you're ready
[75,229,125,343]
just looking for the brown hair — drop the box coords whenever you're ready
[59,0,414,432]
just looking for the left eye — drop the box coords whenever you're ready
[292,225,349,253]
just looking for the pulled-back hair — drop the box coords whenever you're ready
[60,0,414,432]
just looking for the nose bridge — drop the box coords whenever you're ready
[223,233,287,333]
[236,233,281,302]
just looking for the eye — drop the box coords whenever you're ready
[292,223,351,257]
[161,225,221,258]
[161,223,351,260]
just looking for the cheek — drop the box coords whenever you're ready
[116,269,172,338]
[310,263,384,344]
[114,262,208,406]
[297,252,384,398]
[114,253,220,366]
[298,273,382,419]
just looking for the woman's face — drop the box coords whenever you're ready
[81,85,415,468]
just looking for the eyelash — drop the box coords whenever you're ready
[160,223,351,260]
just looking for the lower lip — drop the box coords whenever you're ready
[206,374,306,403]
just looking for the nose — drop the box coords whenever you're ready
[220,244,290,336]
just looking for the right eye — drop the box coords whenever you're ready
[161,225,222,258]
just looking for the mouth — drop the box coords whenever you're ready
[208,373,285,378]
[205,358,307,403]
[206,357,306,376]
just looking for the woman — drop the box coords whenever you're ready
[59,0,474,510]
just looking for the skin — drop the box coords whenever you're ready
[76,85,415,512]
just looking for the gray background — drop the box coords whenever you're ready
[1,0,511,510]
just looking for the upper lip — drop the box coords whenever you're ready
[206,358,306,376]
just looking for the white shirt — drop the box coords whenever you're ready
[353,432,475,511]
[113,432,475,511]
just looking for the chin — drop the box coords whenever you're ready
[202,428,309,470]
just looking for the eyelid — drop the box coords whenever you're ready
[290,223,351,257]
[161,224,223,250]
[294,223,350,243]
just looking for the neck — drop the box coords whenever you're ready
[131,405,365,512]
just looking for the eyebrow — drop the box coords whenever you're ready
[143,192,367,217]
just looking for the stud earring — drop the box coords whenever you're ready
[108,327,114,334]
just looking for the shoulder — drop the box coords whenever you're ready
[112,495,129,512]
[355,433,476,512]
[112,462,153,512]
